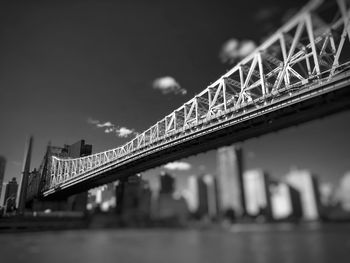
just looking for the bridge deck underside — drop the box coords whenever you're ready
[43,75,350,199]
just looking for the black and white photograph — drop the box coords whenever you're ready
[1,0,350,262]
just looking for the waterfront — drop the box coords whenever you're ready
[1,223,350,263]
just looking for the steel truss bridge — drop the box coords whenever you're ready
[43,0,350,198]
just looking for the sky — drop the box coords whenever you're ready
[0,0,350,202]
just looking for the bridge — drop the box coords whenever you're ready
[42,0,350,198]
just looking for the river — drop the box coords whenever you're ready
[1,223,350,263]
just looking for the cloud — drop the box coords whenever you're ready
[219,39,257,64]
[116,127,134,138]
[152,76,187,95]
[164,161,192,171]
[87,118,100,125]
[97,121,113,128]
[87,118,137,138]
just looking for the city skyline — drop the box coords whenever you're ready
[1,0,350,195]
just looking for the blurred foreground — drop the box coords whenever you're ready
[1,223,350,263]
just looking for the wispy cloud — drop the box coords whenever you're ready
[87,118,137,138]
[163,161,191,171]
[97,122,113,128]
[152,76,187,95]
[219,39,256,64]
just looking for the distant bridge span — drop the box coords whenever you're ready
[43,0,350,198]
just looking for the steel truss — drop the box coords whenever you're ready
[45,0,350,192]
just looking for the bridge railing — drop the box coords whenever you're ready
[45,0,350,191]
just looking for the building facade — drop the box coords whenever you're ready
[116,174,152,221]
[217,145,246,217]
[270,182,302,220]
[0,156,6,201]
[285,169,321,220]
[244,170,272,219]
[203,174,220,218]
[3,177,18,212]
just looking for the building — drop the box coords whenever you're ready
[196,175,209,218]
[156,171,188,220]
[18,136,33,213]
[184,174,219,219]
[159,171,175,194]
[285,169,321,220]
[185,175,199,213]
[28,139,92,212]
[319,182,335,208]
[244,170,272,219]
[87,182,117,212]
[337,172,350,211]
[185,175,208,218]
[65,140,92,158]
[217,145,245,217]
[26,169,41,201]
[203,174,220,218]
[156,193,189,221]
[116,174,152,221]
[65,140,92,211]
[0,156,6,201]
[3,177,18,213]
[270,182,302,220]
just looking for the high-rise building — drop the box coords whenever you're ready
[26,169,41,201]
[270,182,302,220]
[319,182,335,208]
[217,145,245,217]
[203,174,220,218]
[88,182,116,212]
[65,140,92,211]
[66,140,92,158]
[196,175,209,218]
[29,139,92,212]
[159,171,175,194]
[244,170,272,219]
[185,175,199,213]
[116,174,152,219]
[3,177,18,212]
[156,172,189,221]
[184,174,219,219]
[18,136,33,213]
[0,156,6,200]
[285,169,321,220]
[337,172,350,211]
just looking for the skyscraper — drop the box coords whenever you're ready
[184,174,218,219]
[156,172,189,221]
[285,169,321,220]
[116,174,152,220]
[270,182,302,220]
[185,175,199,213]
[3,177,18,213]
[243,170,272,219]
[196,175,209,218]
[159,171,175,194]
[203,174,219,218]
[335,172,350,211]
[0,155,6,200]
[184,175,208,218]
[217,145,245,217]
[18,136,33,214]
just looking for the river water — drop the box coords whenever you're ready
[1,223,350,263]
